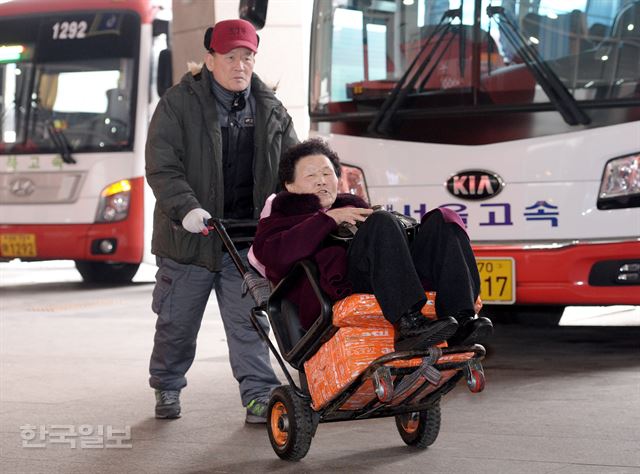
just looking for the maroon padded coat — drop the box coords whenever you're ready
[252,191,370,328]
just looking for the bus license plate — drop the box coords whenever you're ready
[476,258,515,304]
[0,234,37,258]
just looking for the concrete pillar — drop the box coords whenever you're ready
[170,0,216,81]
[168,0,312,138]
[215,1,312,138]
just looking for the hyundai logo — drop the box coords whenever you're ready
[9,177,36,197]
[446,170,504,200]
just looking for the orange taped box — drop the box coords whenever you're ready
[304,291,461,411]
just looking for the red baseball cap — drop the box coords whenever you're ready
[205,19,259,54]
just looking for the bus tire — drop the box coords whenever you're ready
[75,261,139,284]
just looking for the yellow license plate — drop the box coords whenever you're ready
[476,257,515,304]
[0,233,37,258]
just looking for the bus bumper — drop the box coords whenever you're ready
[0,183,144,264]
[473,240,640,306]
[0,219,143,263]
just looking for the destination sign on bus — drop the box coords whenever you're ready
[0,12,139,63]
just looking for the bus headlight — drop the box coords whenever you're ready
[597,153,640,210]
[96,179,131,222]
[339,163,370,203]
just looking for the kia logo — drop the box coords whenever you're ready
[446,170,504,200]
[9,177,36,197]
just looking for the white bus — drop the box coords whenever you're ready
[308,0,640,322]
[0,0,172,282]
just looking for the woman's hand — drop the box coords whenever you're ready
[325,207,373,226]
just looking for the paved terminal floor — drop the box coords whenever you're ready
[1,262,639,473]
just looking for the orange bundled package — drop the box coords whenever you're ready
[332,291,437,328]
[304,292,438,411]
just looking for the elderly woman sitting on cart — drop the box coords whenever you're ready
[252,139,492,351]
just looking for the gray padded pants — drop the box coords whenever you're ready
[148,250,280,405]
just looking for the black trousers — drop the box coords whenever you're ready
[346,210,480,323]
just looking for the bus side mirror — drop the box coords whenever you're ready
[153,19,170,38]
[239,0,268,30]
[157,49,173,97]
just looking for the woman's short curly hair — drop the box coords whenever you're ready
[279,138,342,186]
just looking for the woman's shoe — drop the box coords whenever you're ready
[449,316,493,346]
[393,314,458,351]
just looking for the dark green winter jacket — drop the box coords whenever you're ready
[145,66,299,271]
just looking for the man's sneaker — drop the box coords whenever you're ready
[245,397,269,424]
[155,390,181,419]
[393,313,458,351]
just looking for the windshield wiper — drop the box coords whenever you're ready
[368,8,462,137]
[46,121,76,164]
[486,6,590,126]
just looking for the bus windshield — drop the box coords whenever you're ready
[0,10,140,155]
[310,0,640,133]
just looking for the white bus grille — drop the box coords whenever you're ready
[0,172,85,204]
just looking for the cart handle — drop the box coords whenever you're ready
[207,218,257,277]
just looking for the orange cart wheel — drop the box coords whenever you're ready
[395,401,441,449]
[267,385,314,461]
